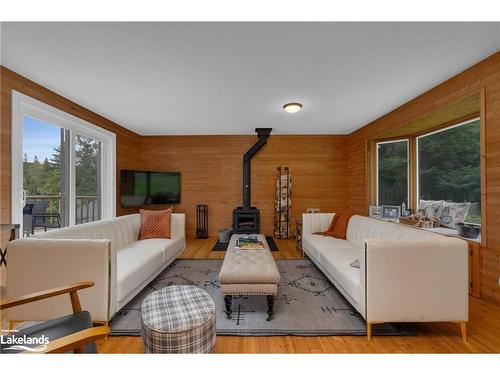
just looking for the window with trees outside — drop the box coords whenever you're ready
[417,118,481,224]
[374,117,481,225]
[376,139,409,206]
[12,92,116,237]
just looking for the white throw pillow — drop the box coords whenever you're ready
[439,202,471,228]
[418,199,444,220]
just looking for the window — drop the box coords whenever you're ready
[371,116,482,226]
[376,139,409,206]
[417,119,481,224]
[11,91,116,236]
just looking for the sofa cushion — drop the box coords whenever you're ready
[128,238,185,263]
[318,246,362,303]
[346,215,442,249]
[139,208,172,240]
[439,201,471,228]
[302,235,321,261]
[418,199,444,220]
[116,245,164,302]
[319,212,356,239]
[35,214,141,252]
[303,234,360,261]
[130,238,171,249]
[163,237,186,262]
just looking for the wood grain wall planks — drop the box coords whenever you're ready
[347,51,500,306]
[0,66,142,225]
[1,67,350,239]
[2,51,500,306]
[138,135,349,237]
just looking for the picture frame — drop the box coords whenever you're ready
[401,208,412,217]
[382,205,401,221]
[369,205,383,218]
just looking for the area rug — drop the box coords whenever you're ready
[212,236,279,251]
[109,259,413,337]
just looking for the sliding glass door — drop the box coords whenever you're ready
[22,116,68,235]
[75,135,102,225]
[11,92,116,237]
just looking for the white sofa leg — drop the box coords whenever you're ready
[367,321,372,343]
[460,321,468,343]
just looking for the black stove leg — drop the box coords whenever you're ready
[224,295,233,319]
[266,295,275,321]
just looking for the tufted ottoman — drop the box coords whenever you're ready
[219,234,281,321]
[141,285,216,353]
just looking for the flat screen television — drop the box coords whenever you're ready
[120,170,180,207]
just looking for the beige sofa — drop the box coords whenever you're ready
[6,213,186,323]
[302,213,469,341]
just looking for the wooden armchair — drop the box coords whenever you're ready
[1,282,109,354]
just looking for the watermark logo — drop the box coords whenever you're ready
[1,329,49,353]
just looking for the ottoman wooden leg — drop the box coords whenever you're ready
[266,295,275,321]
[224,295,233,319]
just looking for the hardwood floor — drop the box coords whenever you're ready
[97,237,500,354]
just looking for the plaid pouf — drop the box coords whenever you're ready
[141,285,216,354]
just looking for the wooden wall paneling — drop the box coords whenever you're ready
[347,51,500,306]
[469,241,482,298]
[138,135,349,237]
[367,140,376,207]
[482,72,500,304]
[377,94,480,140]
[480,88,488,249]
[349,140,370,215]
[0,66,142,225]
[2,52,500,306]
[349,52,500,145]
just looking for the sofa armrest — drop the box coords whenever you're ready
[6,239,111,322]
[364,237,468,323]
[302,213,335,238]
[171,213,186,240]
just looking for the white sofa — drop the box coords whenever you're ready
[302,213,469,340]
[6,213,186,323]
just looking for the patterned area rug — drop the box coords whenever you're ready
[109,259,414,337]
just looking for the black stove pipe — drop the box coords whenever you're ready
[242,128,272,210]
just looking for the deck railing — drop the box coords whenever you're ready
[26,195,99,225]
[75,195,100,224]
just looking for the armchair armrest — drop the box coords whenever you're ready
[365,237,468,323]
[1,282,94,310]
[25,326,110,354]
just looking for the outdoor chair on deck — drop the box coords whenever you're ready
[28,200,61,234]
[22,203,34,237]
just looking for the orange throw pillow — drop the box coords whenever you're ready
[319,211,355,239]
[139,207,172,240]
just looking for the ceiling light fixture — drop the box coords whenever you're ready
[283,102,302,113]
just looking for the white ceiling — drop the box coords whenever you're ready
[2,22,499,135]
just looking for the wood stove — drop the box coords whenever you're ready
[232,208,260,234]
[232,128,272,234]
